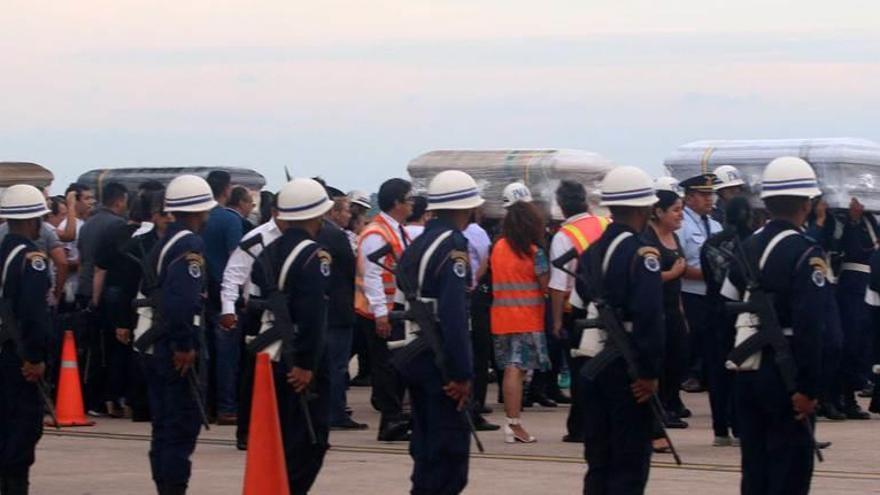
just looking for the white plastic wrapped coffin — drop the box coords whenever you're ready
[664,138,880,210]
[407,149,616,219]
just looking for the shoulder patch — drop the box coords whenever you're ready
[637,246,661,273]
[316,248,332,277]
[450,249,469,278]
[809,256,827,272]
[636,246,661,258]
[185,253,204,279]
[26,252,48,272]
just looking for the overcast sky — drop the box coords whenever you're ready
[2,0,879,193]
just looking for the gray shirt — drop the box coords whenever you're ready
[0,222,62,254]
[76,207,126,298]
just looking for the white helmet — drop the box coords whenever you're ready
[600,166,658,207]
[164,175,217,213]
[426,170,485,211]
[277,178,335,221]
[0,184,50,219]
[654,176,682,196]
[501,182,533,208]
[713,165,746,191]
[760,157,822,199]
[347,190,372,209]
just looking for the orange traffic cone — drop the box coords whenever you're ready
[242,352,290,495]
[46,330,94,427]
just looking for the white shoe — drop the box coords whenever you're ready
[503,418,536,444]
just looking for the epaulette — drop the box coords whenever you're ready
[185,253,204,265]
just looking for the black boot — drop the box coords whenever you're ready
[156,483,187,495]
[818,401,847,421]
[377,416,411,441]
[843,396,871,420]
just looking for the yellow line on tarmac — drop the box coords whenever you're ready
[44,430,880,481]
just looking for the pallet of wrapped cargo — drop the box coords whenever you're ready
[77,166,267,202]
[407,149,616,219]
[0,162,54,188]
[664,138,880,210]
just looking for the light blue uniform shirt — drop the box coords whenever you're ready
[678,205,722,295]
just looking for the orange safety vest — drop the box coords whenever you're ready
[490,238,545,335]
[354,215,407,319]
[558,215,610,312]
[560,215,611,255]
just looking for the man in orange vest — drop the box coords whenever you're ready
[548,180,610,443]
[354,178,414,441]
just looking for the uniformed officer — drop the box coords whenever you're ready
[395,170,483,495]
[835,196,877,419]
[574,166,664,495]
[677,174,722,410]
[721,156,826,494]
[711,165,746,224]
[0,185,52,495]
[249,178,334,494]
[137,175,216,495]
[863,245,880,415]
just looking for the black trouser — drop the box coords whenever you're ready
[735,363,814,495]
[581,359,653,495]
[470,304,491,409]
[82,303,114,412]
[351,319,371,379]
[534,299,565,398]
[837,271,871,402]
[563,312,586,437]
[0,351,43,490]
[821,287,844,406]
[359,315,405,424]
[682,292,709,384]
[236,351,256,446]
[275,362,330,494]
[405,358,470,495]
[659,305,688,414]
[705,302,737,438]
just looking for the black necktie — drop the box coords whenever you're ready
[399,224,410,248]
[701,215,711,237]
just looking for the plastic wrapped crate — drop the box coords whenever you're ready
[407,149,616,219]
[0,162,53,188]
[664,138,880,210]
[77,166,266,201]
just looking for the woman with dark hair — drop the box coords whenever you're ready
[641,189,688,452]
[490,201,552,443]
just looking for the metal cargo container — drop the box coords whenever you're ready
[407,149,616,219]
[664,138,880,210]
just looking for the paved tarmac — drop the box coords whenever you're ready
[33,385,880,494]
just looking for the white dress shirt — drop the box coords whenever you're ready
[548,213,595,292]
[220,219,282,315]
[359,212,407,318]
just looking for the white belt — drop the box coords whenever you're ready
[841,263,870,274]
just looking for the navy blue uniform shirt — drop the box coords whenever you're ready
[251,227,330,371]
[1,233,51,363]
[723,219,826,399]
[398,218,475,382]
[574,222,665,379]
[150,222,206,353]
[839,213,878,265]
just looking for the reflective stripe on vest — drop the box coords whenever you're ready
[561,215,610,254]
[490,238,545,334]
[354,216,406,318]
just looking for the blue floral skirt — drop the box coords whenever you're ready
[493,331,551,371]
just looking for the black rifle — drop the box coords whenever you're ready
[0,299,60,429]
[552,248,682,466]
[128,246,210,430]
[367,243,485,453]
[720,230,824,462]
[240,234,318,445]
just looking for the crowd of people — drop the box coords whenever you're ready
[0,158,878,495]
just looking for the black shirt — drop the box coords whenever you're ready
[318,220,356,328]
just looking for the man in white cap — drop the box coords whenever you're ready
[395,170,484,494]
[0,184,52,495]
[721,156,826,494]
[712,165,746,224]
[137,174,216,495]
[249,178,336,494]
[501,182,533,208]
[573,166,664,495]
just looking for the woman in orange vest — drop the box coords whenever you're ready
[490,201,551,443]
